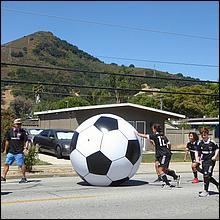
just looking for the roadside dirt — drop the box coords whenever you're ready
[1,88,15,110]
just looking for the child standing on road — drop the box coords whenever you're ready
[195,127,219,197]
[184,132,201,183]
[136,123,180,189]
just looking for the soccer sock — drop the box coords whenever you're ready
[160,173,170,185]
[193,171,198,178]
[210,177,219,187]
[196,166,203,174]
[204,175,210,191]
[167,169,178,179]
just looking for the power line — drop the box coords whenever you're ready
[96,55,219,68]
[2,8,218,41]
[1,79,219,97]
[1,62,219,84]
[1,45,219,68]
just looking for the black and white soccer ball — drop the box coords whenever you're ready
[70,114,142,186]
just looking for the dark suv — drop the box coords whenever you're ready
[33,129,74,158]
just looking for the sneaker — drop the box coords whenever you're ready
[162,184,175,189]
[199,191,209,197]
[19,177,28,183]
[175,175,181,187]
[192,178,199,183]
[1,176,6,182]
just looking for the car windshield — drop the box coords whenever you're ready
[28,129,43,135]
[56,131,74,140]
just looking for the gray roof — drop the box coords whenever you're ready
[34,103,185,119]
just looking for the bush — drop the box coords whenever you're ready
[24,144,39,172]
[1,109,15,145]
[11,51,24,57]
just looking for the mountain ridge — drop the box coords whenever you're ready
[1,31,202,107]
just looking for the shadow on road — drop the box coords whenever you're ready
[209,191,219,196]
[77,179,148,187]
[26,179,42,183]
[1,191,12,196]
[118,179,149,187]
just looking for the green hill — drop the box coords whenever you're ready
[1,31,202,106]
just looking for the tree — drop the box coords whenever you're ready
[161,85,219,118]
[129,93,160,109]
[10,96,34,118]
[1,109,15,145]
[56,96,90,108]
[129,64,135,68]
[32,84,44,104]
[32,100,58,112]
[33,96,91,112]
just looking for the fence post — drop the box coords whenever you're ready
[182,127,184,144]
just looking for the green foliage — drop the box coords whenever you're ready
[1,109,15,144]
[141,152,192,163]
[128,93,160,109]
[23,47,27,53]
[129,64,135,68]
[2,31,219,119]
[10,96,34,118]
[24,144,39,172]
[11,51,24,57]
[161,85,219,117]
[33,96,91,112]
[56,96,90,108]
[33,100,59,112]
[175,120,191,129]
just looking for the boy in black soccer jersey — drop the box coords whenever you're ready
[184,132,201,183]
[195,127,219,197]
[137,123,180,189]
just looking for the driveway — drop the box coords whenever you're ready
[38,153,71,165]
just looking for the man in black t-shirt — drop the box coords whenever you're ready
[1,118,28,183]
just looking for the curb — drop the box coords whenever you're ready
[1,161,219,180]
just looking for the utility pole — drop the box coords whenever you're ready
[9,46,12,61]
[153,64,156,77]
[65,101,69,108]
[32,84,44,104]
[160,96,163,110]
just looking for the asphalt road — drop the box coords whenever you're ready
[1,172,219,219]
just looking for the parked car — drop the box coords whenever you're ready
[24,128,44,146]
[33,129,74,158]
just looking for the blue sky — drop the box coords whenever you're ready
[1,1,219,81]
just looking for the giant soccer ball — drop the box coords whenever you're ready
[70,113,142,186]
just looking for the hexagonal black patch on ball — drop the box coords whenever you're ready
[86,151,112,175]
[94,116,118,132]
[125,140,140,165]
[70,131,79,153]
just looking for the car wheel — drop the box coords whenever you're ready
[56,146,62,159]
